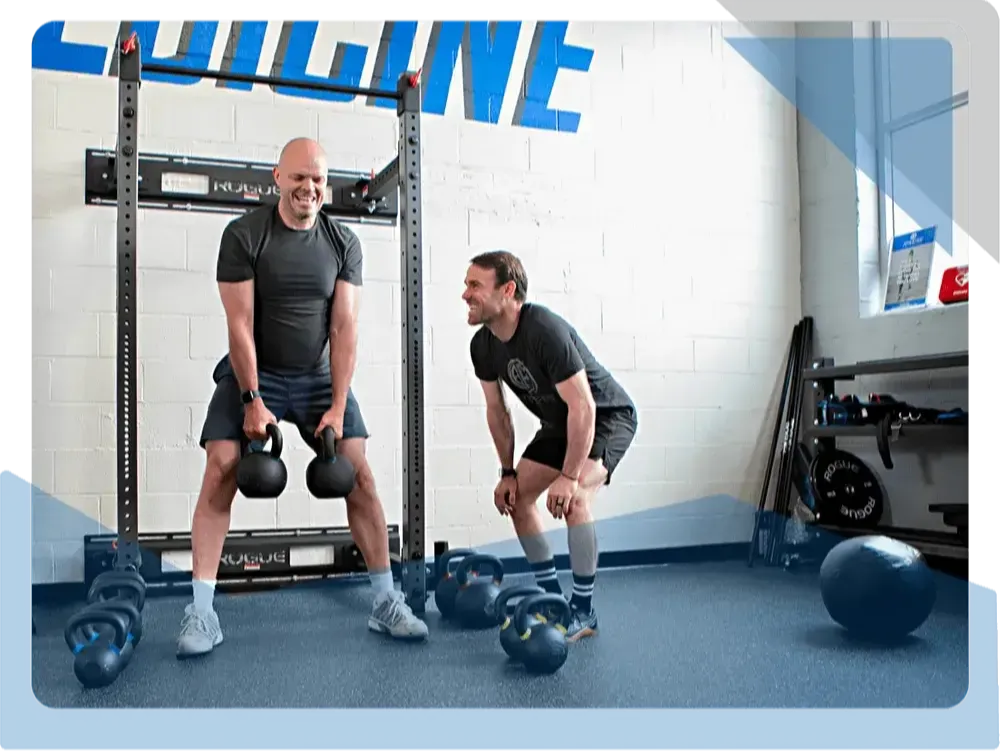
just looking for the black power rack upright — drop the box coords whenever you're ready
[63,29,434,688]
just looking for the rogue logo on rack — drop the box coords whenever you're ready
[32,21,595,133]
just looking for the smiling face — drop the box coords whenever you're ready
[463,264,511,326]
[461,251,528,326]
[273,138,328,225]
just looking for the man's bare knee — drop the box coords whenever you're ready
[199,440,240,511]
[338,438,378,506]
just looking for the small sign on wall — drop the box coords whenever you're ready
[883,226,935,312]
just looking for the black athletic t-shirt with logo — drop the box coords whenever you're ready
[470,303,634,430]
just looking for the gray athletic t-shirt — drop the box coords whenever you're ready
[470,303,634,430]
[216,205,363,374]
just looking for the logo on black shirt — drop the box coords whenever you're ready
[506,359,539,395]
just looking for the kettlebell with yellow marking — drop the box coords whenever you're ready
[514,592,571,675]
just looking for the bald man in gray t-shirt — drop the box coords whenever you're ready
[176,138,428,658]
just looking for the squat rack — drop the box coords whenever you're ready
[106,31,429,612]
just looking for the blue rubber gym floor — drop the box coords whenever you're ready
[31,560,969,709]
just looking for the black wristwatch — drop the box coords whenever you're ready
[240,389,261,406]
[500,467,517,479]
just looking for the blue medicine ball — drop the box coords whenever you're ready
[819,535,936,640]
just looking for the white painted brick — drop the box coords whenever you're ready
[33,404,103,450]
[33,450,55,496]
[50,357,115,403]
[33,78,56,130]
[694,338,751,373]
[429,369,472,406]
[633,409,697,446]
[143,359,215,403]
[33,358,51,402]
[231,498,278,530]
[139,270,222,316]
[309,496,349,528]
[135,404,194,450]
[138,493,192,534]
[145,449,206,494]
[34,214,109,268]
[136,217,187,270]
[54,449,116,495]
[358,236,401,283]
[235,101,319,146]
[635,337,694,372]
[582,332,635,371]
[433,407,493,447]
[434,487,487,527]
[33,128,113,176]
[136,315,188,360]
[460,122,530,173]
[317,112,396,166]
[49,266,115,314]
[359,281,396,325]
[532,293,603,335]
[427,448,472,486]
[601,295,663,335]
[33,313,101,357]
[351,370,398,410]
[145,96,235,142]
[189,316,227,360]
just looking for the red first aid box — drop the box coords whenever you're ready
[938,265,969,305]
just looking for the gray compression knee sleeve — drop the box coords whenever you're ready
[567,522,599,576]
[520,532,553,564]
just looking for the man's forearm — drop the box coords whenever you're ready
[329,324,358,407]
[562,404,596,480]
[228,322,259,392]
[486,406,516,469]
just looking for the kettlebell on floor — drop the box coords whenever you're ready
[494,585,546,661]
[453,553,505,629]
[514,592,571,675]
[306,427,356,498]
[236,423,288,498]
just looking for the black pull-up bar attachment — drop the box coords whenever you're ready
[110,30,428,612]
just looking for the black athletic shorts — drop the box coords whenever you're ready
[199,355,370,454]
[520,406,638,485]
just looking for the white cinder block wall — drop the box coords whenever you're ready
[797,22,969,533]
[32,20,802,584]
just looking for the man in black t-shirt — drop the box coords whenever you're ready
[176,138,428,658]
[465,250,638,641]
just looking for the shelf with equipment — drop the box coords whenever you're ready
[791,349,969,565]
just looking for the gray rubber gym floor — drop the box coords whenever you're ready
[31,561,968,709]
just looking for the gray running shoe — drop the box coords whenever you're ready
[368,589,429,640]
[176,603,224,658]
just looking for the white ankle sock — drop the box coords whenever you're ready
[369,569,394,596]
[192,579,216,613]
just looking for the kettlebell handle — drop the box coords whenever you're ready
[318,426,337,460]
[241,423,284,458]
[455,553,504,588]
[493,584,546,625]
[436,548,476,585]
[514,592,570,636]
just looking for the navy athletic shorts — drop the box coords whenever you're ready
[199,355,370,454]
[520,406,637,485]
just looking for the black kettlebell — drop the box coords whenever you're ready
[494,585,546,661]
[454,553,505,630]
[434,548,477,620]
[64,604,130,689]
[514,593,571,675]
[306,427,356,498]
[86,570,147,612]
[236,423,288,498]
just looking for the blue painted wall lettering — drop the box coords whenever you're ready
[367,22,419,109]
[217,22,269,91]
[514,22,594,133]
[464,22,521,124]
[32,21,107,75]
[118,22,219,85]
[421,22,466,117]
[270,22,367,103]
[31,21,595,132]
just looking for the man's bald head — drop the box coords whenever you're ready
[278,137,327,169]
[273,137,328,228]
